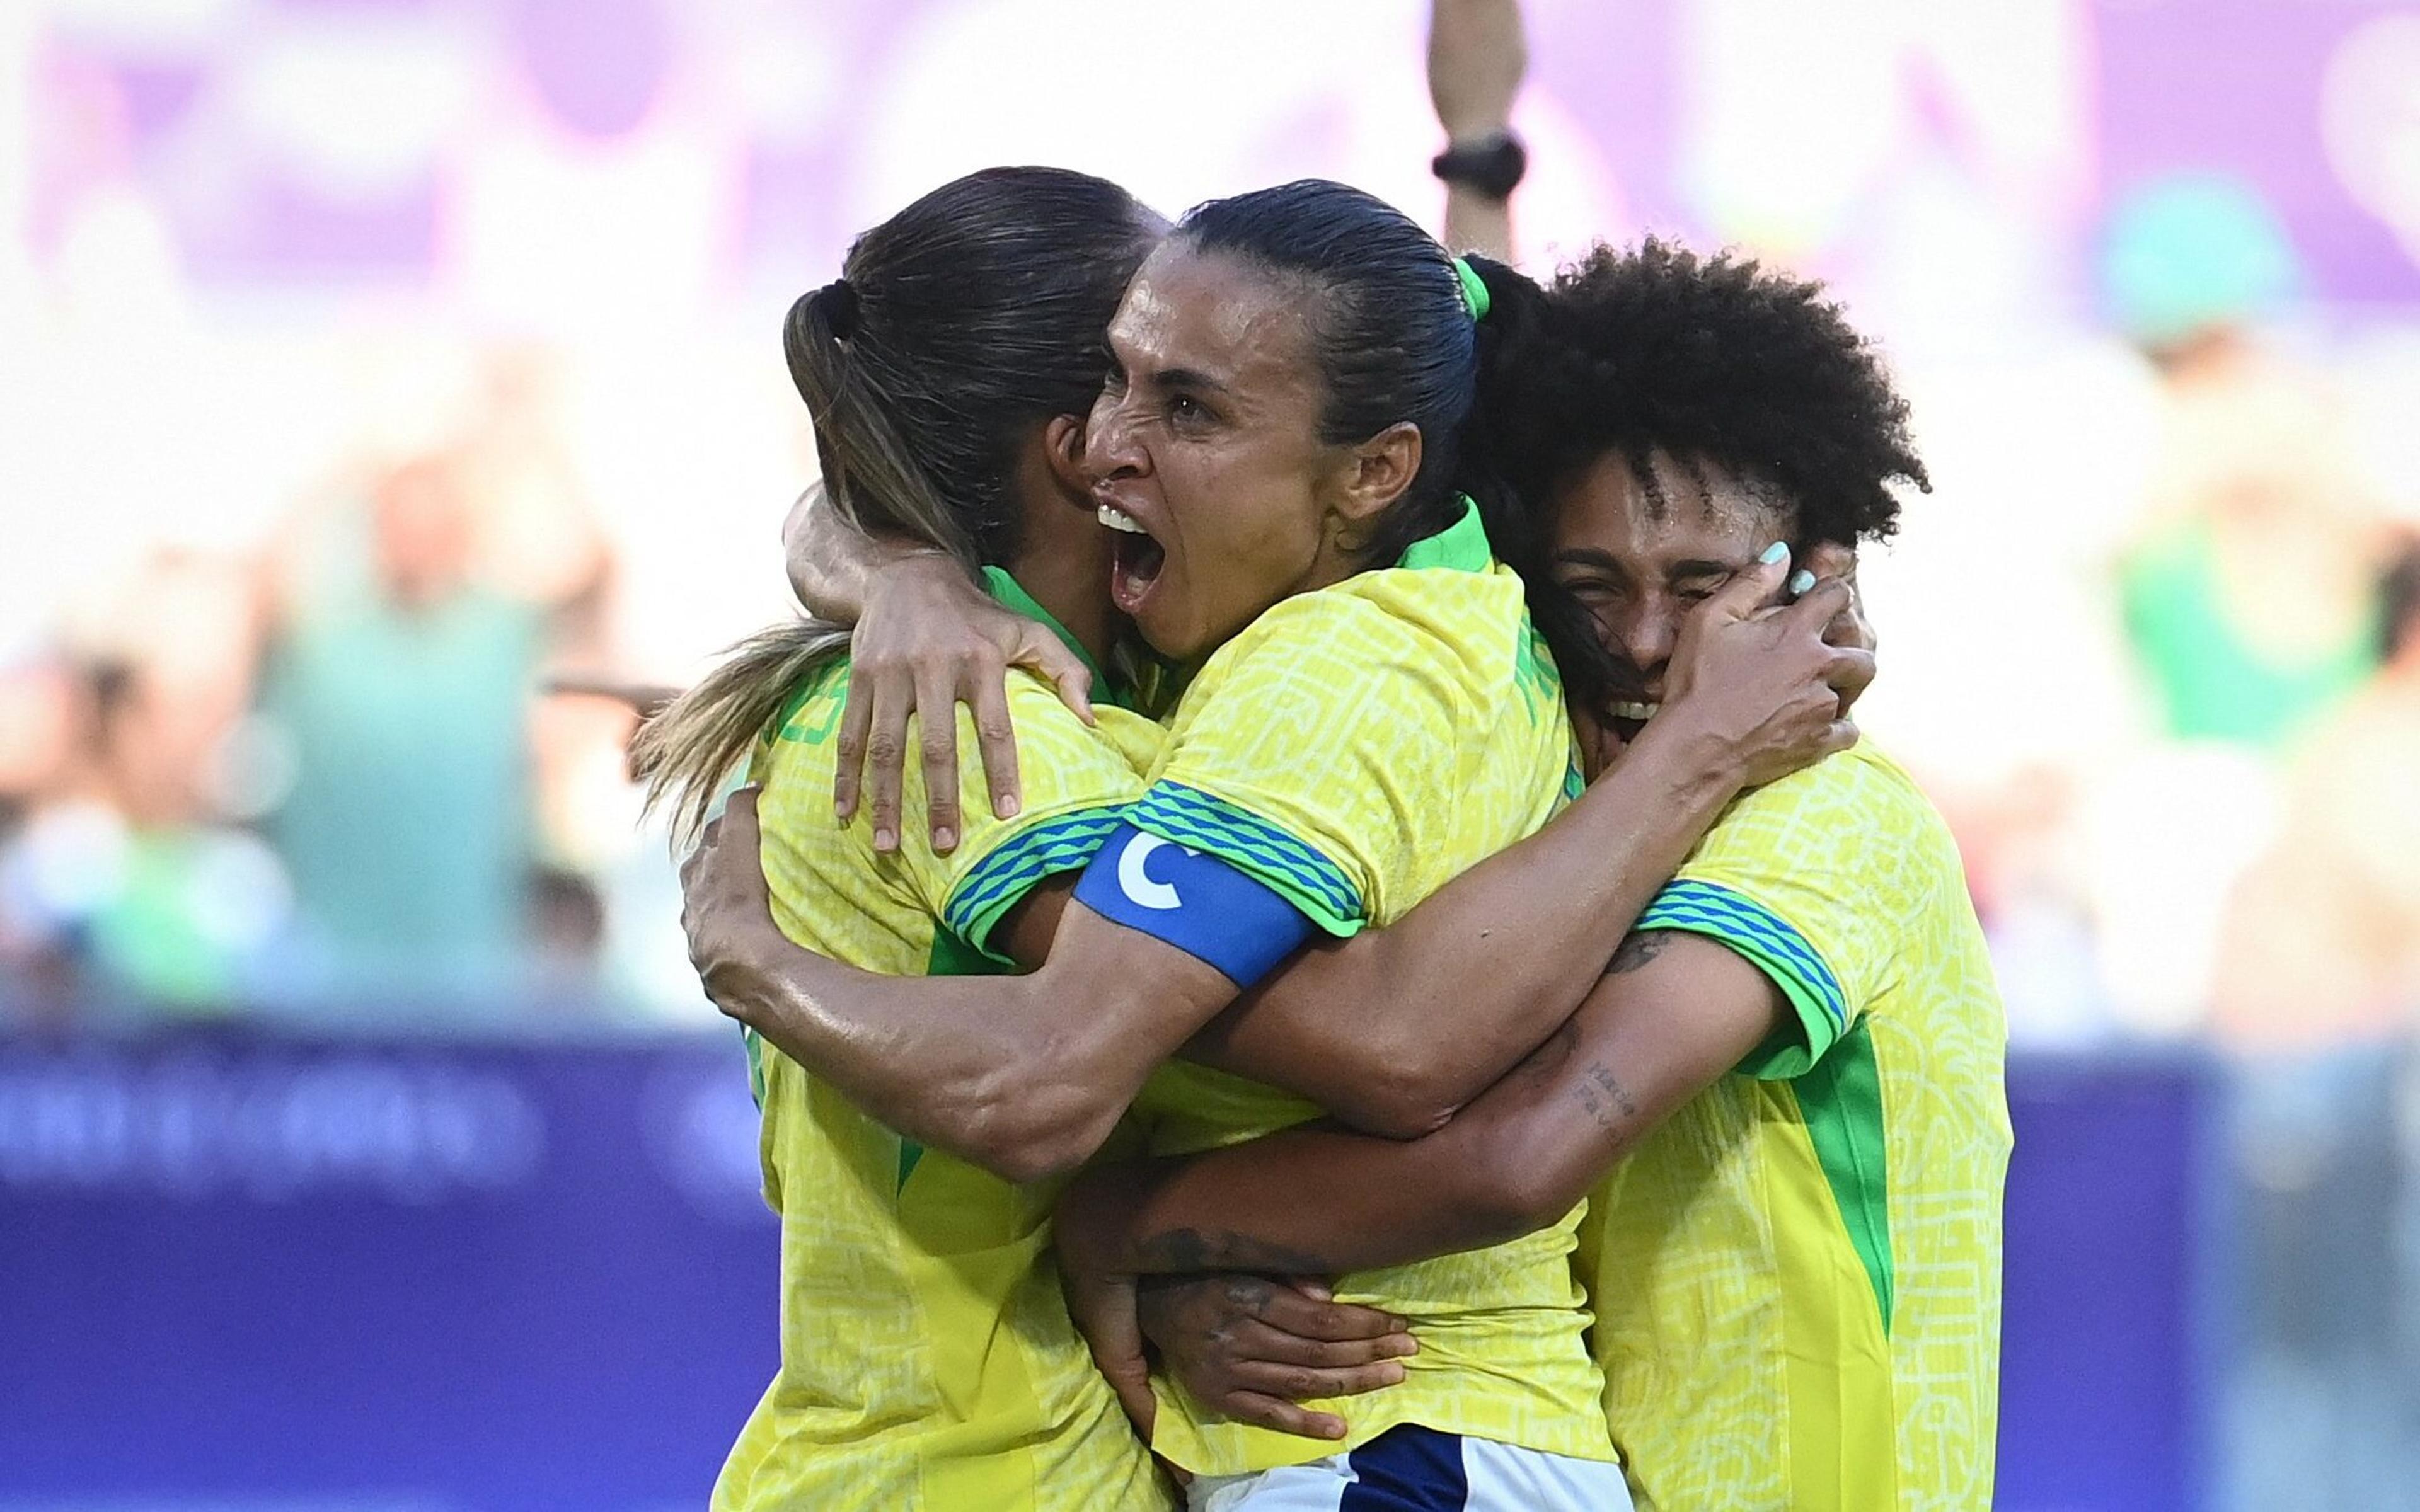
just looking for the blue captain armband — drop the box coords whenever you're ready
[1072,823,1315,989]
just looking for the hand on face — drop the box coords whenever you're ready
[1649,548,1870,789]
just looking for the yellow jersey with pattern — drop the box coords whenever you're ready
[1125,504,1614,1476]
[713,571,1176,1512]
[1574,742,2012,1512]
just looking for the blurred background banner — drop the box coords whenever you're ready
[0,1031,2210,1512]
[6,1,2420,1508]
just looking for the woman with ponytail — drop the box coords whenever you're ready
[637,166,1181,1512]
[680,180,1870,1509]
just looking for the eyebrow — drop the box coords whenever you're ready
[1551,548,1743,581]
[1144,365,1232,398]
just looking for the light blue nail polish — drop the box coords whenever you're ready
[1760,541,1790,566]
[1789,570,1816,596]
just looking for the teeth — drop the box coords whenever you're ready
[1612,701,1662,721]
[1097,505,1148,534]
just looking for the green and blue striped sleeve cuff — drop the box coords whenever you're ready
[1635,878,1849,1077]
[943,804,1131,962]
[1124,781,1364,936]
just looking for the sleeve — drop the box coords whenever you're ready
[1124,593,1466,937]
[897,675,1151,962]
[1631,751,1940,1078]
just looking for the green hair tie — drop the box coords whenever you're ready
[1452,256,1490,321]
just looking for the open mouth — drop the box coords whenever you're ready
[1608,699,1661,744]
[1099,504,1167,614]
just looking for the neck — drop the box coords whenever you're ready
[1004,534,1115,668]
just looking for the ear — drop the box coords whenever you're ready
[1041,413,1090,499]
[1330,421,1424,529]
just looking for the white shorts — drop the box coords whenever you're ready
[1182,1425,1635,1512]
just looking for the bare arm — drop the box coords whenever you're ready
[1178,718,1743,1137]
[1052,929,1786,1280]
[686,804,1235,1184]
[1429,0,1525,261]
[1176,568,1866,1136]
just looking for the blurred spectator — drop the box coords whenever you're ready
[0,549,292,1016]
[256,454,549,1006]
[2107,176,2390,751]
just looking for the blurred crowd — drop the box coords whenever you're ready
[0,351,655,1022]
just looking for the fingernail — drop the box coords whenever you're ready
[1386,1315,1409,1330]
[933,827,956,852]
[873,828,895,851]
[1760,541,1790,566]
[1395,1336,1420,1356]
[1383,1363,1406,1383]
[1789,570,1816,596]
[1321,1420,1347,1440]
[998,795,1021,819]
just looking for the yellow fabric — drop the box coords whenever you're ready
[1576,743,2012,1512]
[713,658,1174,1512]
[1129,548,1615,1476]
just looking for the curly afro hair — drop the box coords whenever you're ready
[1458,238,1928,723]
[1473,236,1927,552]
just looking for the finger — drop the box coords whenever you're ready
[860,675,913,854]
[831,670,877,822]
[1247,1284,1408,1343]
[721,786,763,855]
[1705,542,1792,622]
[966,655,1024,822]
[1015,626,1096,728]
[1803,541,1858,584]
[1228,1356,1409,1403]
[1821,717,1862,757]
[1228,1319,1417,1370]
[1211,1390,1349,1441]
[913,663,963,854]
[1823,646,1877,697]
[1778,576,1853,635]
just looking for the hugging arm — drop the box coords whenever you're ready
[1056,927,1785,1280]
[784,481,1095,850]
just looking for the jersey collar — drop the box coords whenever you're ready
[1394,494,1492,573]
[980,566,1131,710]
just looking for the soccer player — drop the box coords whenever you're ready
[1032,241,2013,1512]
[635,167,1178,1511]
[679,183,1868,1510]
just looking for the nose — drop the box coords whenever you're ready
[1085,390,1150,484]
[1613,600,1677,689]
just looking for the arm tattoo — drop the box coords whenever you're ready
[1567,1060,1639,1133]
[1606,931,1671,976]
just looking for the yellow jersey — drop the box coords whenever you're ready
[1127,504,1615,1476]
[1576,742,2012,1512]
[713,573,1175,1512]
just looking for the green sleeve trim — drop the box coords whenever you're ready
[1124,781,1365,937]
[1635,878,1848,1080]
[741,1026,767,1110]
[1790,1022,1896,1333]
[941,804,1131,963]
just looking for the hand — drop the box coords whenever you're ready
[1427,0,1528,142]
[832,554,1095,855]
[1648,547,1872,790]
[1134,1274,1416,1441]
[1801,542,1879,710]
[1063,1264,1156,1440]
[678,786,783,1022]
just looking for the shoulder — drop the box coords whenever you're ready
[1191,566,1530,711]
[1682,741,1968,925]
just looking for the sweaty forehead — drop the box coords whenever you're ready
[1554,450,1792,562]
[1110,243,1321,396]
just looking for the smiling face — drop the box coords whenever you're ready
[1548,449,1796,739]
[1084,241,1371,661]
